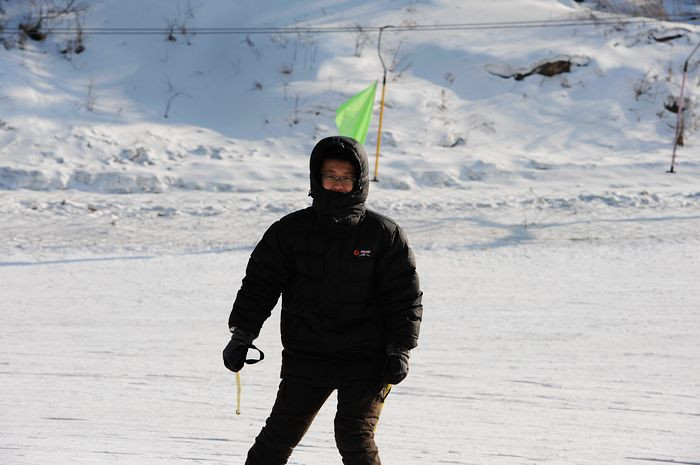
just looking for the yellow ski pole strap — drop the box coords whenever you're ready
[374,383,393,433]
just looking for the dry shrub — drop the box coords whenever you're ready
[594,0,668,20]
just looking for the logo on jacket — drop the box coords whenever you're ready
[353,249,372,258]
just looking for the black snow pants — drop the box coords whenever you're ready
[245,379,384,465]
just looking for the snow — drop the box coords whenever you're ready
[1,0,700,464]
[1,0,699,194]
[2,238,699,464]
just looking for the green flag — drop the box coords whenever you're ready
[335,80,377,144]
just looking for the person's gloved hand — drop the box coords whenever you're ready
[382,344,410,385]
[222,328,255,372]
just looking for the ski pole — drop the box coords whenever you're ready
[232,344,265,416]
[235,371,242,415]
[373,383,393,433]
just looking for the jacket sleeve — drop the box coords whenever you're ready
[375,224,423,350]
[228,221,291,338]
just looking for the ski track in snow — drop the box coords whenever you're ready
[1,190,699,465]
[1,188,700,261]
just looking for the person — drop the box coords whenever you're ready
[223,135,423,465]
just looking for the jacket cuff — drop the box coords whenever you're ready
[386,343,411,357]
[230,327,255,345]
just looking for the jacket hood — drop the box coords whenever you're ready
[308,136,370,232]
[309,136,370,200]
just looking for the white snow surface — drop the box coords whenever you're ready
[1,1,700,464]
[2,223,699,464]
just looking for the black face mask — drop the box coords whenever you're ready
[312,187,366,233]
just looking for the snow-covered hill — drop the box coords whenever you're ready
[1,0,699,194]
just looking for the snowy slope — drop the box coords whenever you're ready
[1,0,699,194]
[1,2,700,465]
[2,240,699,465]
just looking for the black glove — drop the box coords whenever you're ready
[222,328,261,372]
[382,344,410,385]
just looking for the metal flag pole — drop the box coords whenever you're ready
[669,39,700,173]
[373,25,393,182]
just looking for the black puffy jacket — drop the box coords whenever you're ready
[228,136,422,386]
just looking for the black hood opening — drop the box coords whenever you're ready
[308,136,370,232]
[309,136,369,200]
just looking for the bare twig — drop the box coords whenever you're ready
[164,92,184,118]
